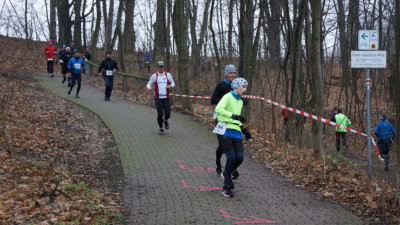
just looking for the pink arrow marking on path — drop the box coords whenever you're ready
[219,209,276,224]
[177,159,216,172]
[181,180,222,191]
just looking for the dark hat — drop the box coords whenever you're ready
[106,51,112,56]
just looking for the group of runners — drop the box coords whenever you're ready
[44,40,396,197]
[43,40,121,100]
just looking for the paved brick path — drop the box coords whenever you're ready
[36,74,363,224]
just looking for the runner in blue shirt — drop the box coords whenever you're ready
[375,114,397,171]
[67,51,86,98]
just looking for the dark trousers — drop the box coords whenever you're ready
[103,75,114,98]
[69,73,81,94]
[61,63,68,75]
[47,60,54,74]
[217,135,244,187]
[378,138,393,167]
[216,145,223,169]
[155,98,171,128]
[336,132,347,151]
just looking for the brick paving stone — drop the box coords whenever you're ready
[37,73,363,225]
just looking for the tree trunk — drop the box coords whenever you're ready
[49,0,57,44]
[123,0,136,55]
[238,0,263,121]
[228,0,234,59]
[210,0,222,82]
[310,0,324,159]
[189,0,211,78]
[394,0,400,163]
[154,0,167,60]
[337,0,350,108]
[172,0,192,111]
[73,0,82,52]
[111,0,123,50]
[90,0,101,58]
[56,0,72,45]
[287,0,305,143]
[104,0,114,53]
[265,0,281,69]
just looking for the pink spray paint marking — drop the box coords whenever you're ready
[219,209,276,224]
[181,180,222,191]
[177,159,215,172]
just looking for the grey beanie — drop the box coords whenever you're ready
[225,64,236,76]
[231,78,248,90]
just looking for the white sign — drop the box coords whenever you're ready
[351,51,386,68]
[358,30,379,50]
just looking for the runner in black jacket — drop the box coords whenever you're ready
[211,64,247,177]
[98,52,119,101]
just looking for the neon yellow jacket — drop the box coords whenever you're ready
[335,113,351,132]
[215,92,243,132]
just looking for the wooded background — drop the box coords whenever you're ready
[1,0,399,161]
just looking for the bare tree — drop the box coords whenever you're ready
[56,0,72,45]
[394,0,400,163]
[123,0,136,55]
[49,0,57,44]
[154,0,167,60]
[172,0,192,111]
[74,0,82,51]
[310,0,324,158]
[265,0,281,69]
[90,0,101,58]
[238,0,263,120]
[104,0,114,52]
[188,0,211,78]
[210,0,222,81]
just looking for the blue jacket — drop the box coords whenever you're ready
[374,121,397,140]
[67,57,86,74]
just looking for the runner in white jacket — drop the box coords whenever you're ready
[147,61,175,135]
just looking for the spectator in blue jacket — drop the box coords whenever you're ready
[374,114,397,171]
[67,51,86,98]
[144,52,152,72]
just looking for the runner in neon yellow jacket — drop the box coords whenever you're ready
[335,112,351,132]
[215,93,243,132]
[334,109,351,152]
[214,78,251,198]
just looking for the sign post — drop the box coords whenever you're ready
[352,30,385,178]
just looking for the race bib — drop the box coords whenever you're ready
[47,58,53,61]
[213,112,217,119]
[106,70,113,76]
[59,60,63,63]
[74,63,81,69]
[212,122,227,135]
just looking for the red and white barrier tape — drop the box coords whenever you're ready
[169,93,382,160]
[169,93,211,99]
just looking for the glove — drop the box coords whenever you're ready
[241,126,251,140]
[231,114,246,123]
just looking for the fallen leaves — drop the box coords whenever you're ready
[0,72,123,224]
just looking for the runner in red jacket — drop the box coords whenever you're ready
[43,40,57,77]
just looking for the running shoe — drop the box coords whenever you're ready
[67,89,71,95]
[51,74,54,78]
[159,128,164,135]
[232,170,239,180]
[216,167,222,176]
[75,94,80,98]
[384,167,388,172]
[164,120,169,129]
[222,186,233,197]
